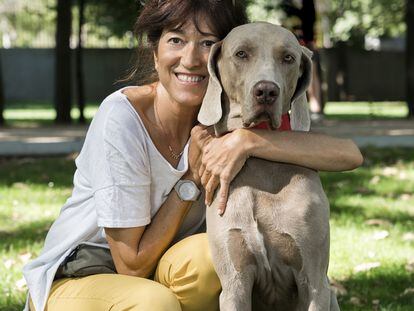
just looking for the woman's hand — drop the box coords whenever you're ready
[192,126,250,215]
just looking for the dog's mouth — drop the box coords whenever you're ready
[243,111,277,130]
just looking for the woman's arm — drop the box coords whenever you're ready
[192,126,363,214]
[241,129,363,172]
[105,188,193,278]
[105,140,203,278]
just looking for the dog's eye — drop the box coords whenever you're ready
[235,50,248,59]
[283,54,295,63]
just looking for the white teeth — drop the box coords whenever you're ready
[176,74,205,83]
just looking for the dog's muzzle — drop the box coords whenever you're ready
[253,81,279,107]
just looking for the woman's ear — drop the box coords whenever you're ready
[153,50,159,72]
[198,41,223,126]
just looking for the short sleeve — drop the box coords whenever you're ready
[93,106,152,228]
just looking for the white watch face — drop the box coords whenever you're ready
[179,182,197,200]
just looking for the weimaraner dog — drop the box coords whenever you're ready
[198,22,340,311]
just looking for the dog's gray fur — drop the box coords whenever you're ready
[198,22,340,311]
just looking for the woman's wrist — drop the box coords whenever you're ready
[234,128,254,159]
[182,170,201,187]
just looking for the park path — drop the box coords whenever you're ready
[0,119,413,156]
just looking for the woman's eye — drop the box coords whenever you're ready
[235,50,248,59]
[169,37,183,45]
[202,40,216,48]
[284,54,295,63]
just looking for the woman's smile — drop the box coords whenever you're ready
[175,73,207,84]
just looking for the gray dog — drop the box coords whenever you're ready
[198,23,340,311]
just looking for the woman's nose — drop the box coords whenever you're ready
[181,43,202,69]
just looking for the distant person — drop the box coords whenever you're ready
[23,1,363,310]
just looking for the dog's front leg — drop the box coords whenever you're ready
[215,227,258,311]
[207,198,257,310]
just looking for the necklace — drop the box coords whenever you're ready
[154,101,184,160]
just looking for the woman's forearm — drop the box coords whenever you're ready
[241,129,363,172]
[134,190,192,276]
[107,188,193,278]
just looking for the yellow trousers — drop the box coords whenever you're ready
[31,233,221,311]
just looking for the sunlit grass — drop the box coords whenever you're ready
[2,101,409,127]
[3,104,99,127]
[324,101,408,120]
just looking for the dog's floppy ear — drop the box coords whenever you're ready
[290,46,313,131]
[198,41,223,126]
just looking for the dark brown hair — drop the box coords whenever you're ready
[126,0,248,84]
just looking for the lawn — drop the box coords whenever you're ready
[324,102,409,120]
[0,148,413,310]
[2,100,409,127]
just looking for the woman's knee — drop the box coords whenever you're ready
[102,274,182,311]
[156,233,221,311]
[131,282,182,311]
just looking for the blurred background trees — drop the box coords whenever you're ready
[0,0,412,122]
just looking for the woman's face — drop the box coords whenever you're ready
[154,16,219,108]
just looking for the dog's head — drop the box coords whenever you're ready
[198,22,313,135]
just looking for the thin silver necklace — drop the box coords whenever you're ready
[154,101,184,160]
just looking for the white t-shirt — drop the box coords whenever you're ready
[23,87,206,311]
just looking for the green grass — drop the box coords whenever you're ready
[324,101,409,120]
[322,147,414,310]
[2,101,410,127]
[0,148,413,310]
[3,102,99,127]
[0,157,75,310]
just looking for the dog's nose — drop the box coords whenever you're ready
[253,81,279,106]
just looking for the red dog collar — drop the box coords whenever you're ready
[252,113,291,131]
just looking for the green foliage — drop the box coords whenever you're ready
[84,0,142,38]
[327,0,405,46]
[246,0,406,48]
[0,0,56,48]
[0,0,407,48]
[247,0,285,24]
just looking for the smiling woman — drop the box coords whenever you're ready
[22,1,248,311]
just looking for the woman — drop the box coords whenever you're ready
[23,1,363,310]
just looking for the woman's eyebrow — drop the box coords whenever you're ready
[168,27,217,38]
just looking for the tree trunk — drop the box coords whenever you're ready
[301,0,316,44]
[0,51,5,126]
[55,0,72,124]
[76,0,86,123]
[407,0,414,118]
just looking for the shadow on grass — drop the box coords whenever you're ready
[337,264,414,311]
[328,203,414,232]
[0,219,52,250]
[2,118,93,128]
[0,157,76,187]
[0,301,25,311]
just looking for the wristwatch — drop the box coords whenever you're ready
[174,179,201,201]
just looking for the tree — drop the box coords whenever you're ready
[0,51,4,125]
[54,0,73,124]
[76,0,86,123]
[85,0,142,38]
[326,0,405,47]
[407,0,414,118]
